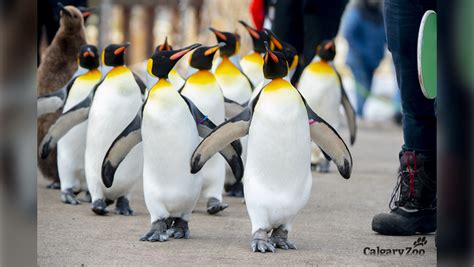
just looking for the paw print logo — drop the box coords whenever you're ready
[413,237,427,247]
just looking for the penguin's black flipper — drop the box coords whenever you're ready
[223,97,246,119]
[190,87,263,178]
[332,65,357,145]
[298,91,353,179]
[181,95,244,179]
[37,77,77,117]
[101,111,143,188]
[133,72,147,95]
[39,92,93,159]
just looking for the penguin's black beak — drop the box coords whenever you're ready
[58,2,73,17]
[239,20,260,40]
[209,27,228,42]
[264,29,283,50]
[114,42,130,55]
[204,42,225,56]
[170,43,201,61]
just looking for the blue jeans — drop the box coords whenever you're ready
[384,0,436,154]
[348,62,375,117]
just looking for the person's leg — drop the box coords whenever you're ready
[372,0,437,235]
[351,63,372,117]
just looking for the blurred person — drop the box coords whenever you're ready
[249,0,348,85]
[371,0,437,235]
[37,0,88,65]
[341,0,385,118]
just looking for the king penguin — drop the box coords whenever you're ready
[39,43,147,215]
[99,44,243,242]
[37,3,90,189]
[180,43,230,214]
[37,44,101,204]
[238,20,269,87]
[145,37,185,91]
[210,27,255,198]
[249,29,299,100]
[297,40,357,172]
[190,42,353,253]
[209,27,253,104]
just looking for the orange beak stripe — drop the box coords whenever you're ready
[247,27,260,39]
[170,49,190,60]
[270,36,283,50]
[204,47,219,56]
[213,31,227,41]
[82,11,92,18]
[269,51,279,63]
[324,41,334,50]
[114,46,126,55]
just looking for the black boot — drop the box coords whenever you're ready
[372,150,436,235]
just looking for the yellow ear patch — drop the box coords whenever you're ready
[146,59,153,76]
[290,55,299,70]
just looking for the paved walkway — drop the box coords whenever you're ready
[38,122,436,266]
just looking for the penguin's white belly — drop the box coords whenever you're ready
[241,58,263,87]
[298,73,341,128]
[182,84,226,199]
[142,89,202,221]
[85,75,143,200]
[244,88,312,231]
[57,78,98,190]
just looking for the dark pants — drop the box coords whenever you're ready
[271,0,348,84]
[384,0,436,154]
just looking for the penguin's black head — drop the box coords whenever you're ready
[209,28,240,57]
[263,42,288,79]
[189,43,224,70]
[78,45,99,70]
[264,29,299,71]
[317,40,336,61]
[57,3,89,31]
[102,43,130,67]
[148,43,201,78]
[154,36,173,53]
[239,20,269,53]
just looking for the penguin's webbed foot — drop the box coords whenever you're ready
[227,181,244,198]
[61,188,80,205]
[270,226,296,250]
[251,229,275,253]
[166,218,190,239]
[91,199,109,215]
[140,219,170,242]
[207,197,228,215]
[46,181,61,190]
[115,196,133,216]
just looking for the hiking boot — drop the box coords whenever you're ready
[372,150,436,235]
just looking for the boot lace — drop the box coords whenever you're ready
[389,151,417,210]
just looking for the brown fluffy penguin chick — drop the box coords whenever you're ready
[37,5,87,188]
